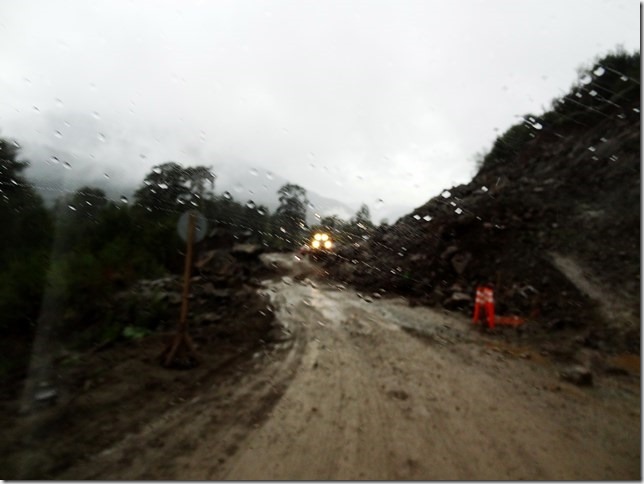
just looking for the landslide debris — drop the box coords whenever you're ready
[324,51,640,353]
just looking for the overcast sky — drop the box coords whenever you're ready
[0,0,640,222]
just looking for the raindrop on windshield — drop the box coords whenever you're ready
[481,186,488,192]
[533,122,543,130]
[257,207,266,215]
[280,227,287,234]
[266,171,274,180]
[587,146,596,152]
[223,191,232,200]
[68,204,77,211]
[575,92,583,98]
[158,183,168,189]
[12,140,21,148]
[92,111,100,119]
[423,215,432,221]
[103,173,110,179]
[455,208,463,215]
[250,168,258,176]
[593,66,605,76]
[307,202,315,210]
[246,200,256,209]
[620,75,628,82]
[152,167,162,174]
[589,90,597,97]
[441,190,451,198]
[32,106,40,113]
[55,98,63,108]
[49,156,59,165]
[54,130,63,139]
[580,74,592,85]
[97,133,106,142]
[63,161,72,169]
[120,196,128,204]
[413,214,421,220]
[375,198,384,208]
[140,154,147,160]
[634,108,640,113]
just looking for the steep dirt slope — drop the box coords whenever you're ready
[326,52,640,353]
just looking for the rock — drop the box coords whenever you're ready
[442,291,472,309]
[451,251,472,274]
[197,312,222,324]
[231,244,264,259]
[440,246,459,260]
[559,365,593,386]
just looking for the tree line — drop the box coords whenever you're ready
[0,145,376,376]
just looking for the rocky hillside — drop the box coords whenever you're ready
[325,51,640,353]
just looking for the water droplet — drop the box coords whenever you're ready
[158,183,168,189]
[234,184,243,194]
[63,161,72,169]
[199,130,206,142]
[250,168,258,176]
[413,214,421,220]
[152,167,162,174]
[589,90,597,97]
[246,200,256,209]
[609,155,619,162]
[85,200,92,206]
[92,111,100,119]
[441,190,451,198]
[600,137,608,143]
[307,202,315,210]
[120,196,128,204]
[620,75,628,82]
[68,204,77,211]
[12,140,20,148]
[481,186,488,192]
[257,207,266,216]
[454,208,463,215]
[423,215,432,221]
[54,130,63,139]
[97,133,106,142]
[32,106,40,113]
[223,191,232,200]
[375,198,384,209]
[617,113,626,119]
[280,227,287,233]
[103,173,110,179]
[634,108,640,113]
[587,146,596,152]
[281,127,289,134]
[49,156,59,165]
[90,82,97,91]
[580,74,592,85]
[593,66,605,77]
[266,171,273,180]
[55,98,63,108]
[10,179,18,185]
[139,154,147,160]
[450,201,456,207]
[575,92,583,98]
[533,122,543,130]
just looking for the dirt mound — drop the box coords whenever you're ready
[324,52,640,353]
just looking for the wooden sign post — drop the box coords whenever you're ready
[161,211,202,367]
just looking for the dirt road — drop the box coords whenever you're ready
[54,253,639,480]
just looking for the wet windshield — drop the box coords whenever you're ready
[0,0,640,479]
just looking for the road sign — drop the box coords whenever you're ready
[177,210,207,243]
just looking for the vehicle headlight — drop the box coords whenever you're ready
[312,240,321,249]
[324,240,332,249]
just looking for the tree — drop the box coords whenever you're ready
[133,162,215,213]
[274,183,308,248]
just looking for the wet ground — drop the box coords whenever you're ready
[1,253,640,479]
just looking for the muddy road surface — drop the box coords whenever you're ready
[49,254,640,479]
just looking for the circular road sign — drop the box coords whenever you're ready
[177,210,208,243]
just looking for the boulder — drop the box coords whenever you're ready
[559,365,593,386]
